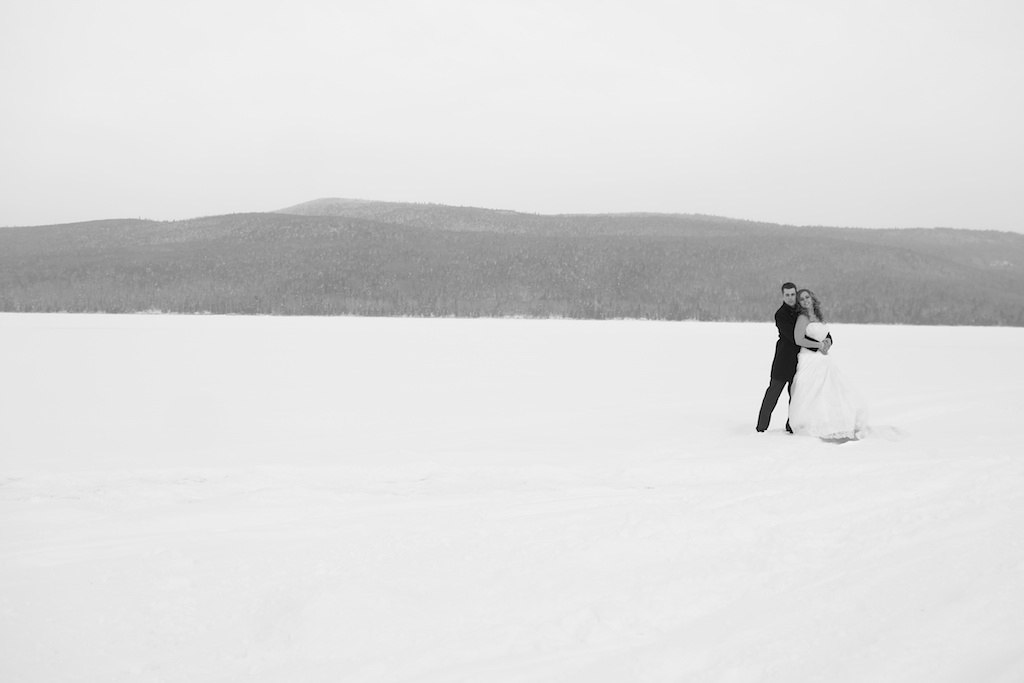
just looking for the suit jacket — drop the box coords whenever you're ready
[770,304,800,380]
[770,304,834,380]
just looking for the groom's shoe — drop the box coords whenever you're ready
[756,427,766,433]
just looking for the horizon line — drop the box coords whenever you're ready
[0,197,1010,234]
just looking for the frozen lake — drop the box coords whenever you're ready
[2,313,1023,681]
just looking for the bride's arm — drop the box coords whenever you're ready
[794,315,823,349]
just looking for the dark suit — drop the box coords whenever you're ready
[756,304,800,432]
[770,304,801,382]
[756,304,832,431]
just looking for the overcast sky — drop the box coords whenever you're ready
[2,0,1021,231]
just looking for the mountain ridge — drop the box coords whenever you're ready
[275,197,1014,234]
[2,199,1022,325]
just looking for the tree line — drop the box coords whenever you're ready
[2,211,1023,326]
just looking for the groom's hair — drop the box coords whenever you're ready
[781,282,797,292]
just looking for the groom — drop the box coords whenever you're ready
[756,282,831,433]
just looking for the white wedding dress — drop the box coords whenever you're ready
[789,322,869,440]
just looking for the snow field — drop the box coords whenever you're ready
[1,314,1023,682]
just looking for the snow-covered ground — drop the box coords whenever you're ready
[2,313,1023,682]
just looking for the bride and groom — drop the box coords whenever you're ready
[756,282,867,441]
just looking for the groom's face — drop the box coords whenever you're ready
[782,288,797,308]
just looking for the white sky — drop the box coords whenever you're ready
[1,0,1022,230]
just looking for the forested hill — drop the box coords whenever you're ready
[2,200,1023,326]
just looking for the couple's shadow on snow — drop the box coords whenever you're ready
[820,436,858,445]
[741,424,906,443]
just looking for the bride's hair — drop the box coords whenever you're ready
[796,289,825,322]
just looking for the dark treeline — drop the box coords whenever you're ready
[2,202,1023,326]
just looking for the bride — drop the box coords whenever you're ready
[789,289,868,441]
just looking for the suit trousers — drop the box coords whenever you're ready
[757,377,793,432]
